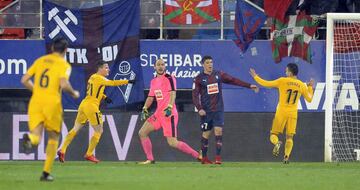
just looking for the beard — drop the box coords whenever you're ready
[156,69,165,75]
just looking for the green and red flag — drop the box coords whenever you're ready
[164,0,220,25]
[264,0,292,22]
[270,11,318,63]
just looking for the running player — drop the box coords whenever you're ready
[21,38,80,181]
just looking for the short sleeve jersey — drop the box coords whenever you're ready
[148,74,177,114]
[26,53,71,102]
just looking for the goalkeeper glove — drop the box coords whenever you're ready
[104,97,113,104]
[141,107,150,121]
[128,79,136,84]
[164,104,173,117]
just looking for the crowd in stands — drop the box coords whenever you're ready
[0,0,25,39]
[1,0,360,40]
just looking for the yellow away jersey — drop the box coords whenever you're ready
[254,76,313,112]
[83,73,128,106]
[26,53,71,102]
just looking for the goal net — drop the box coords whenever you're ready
[325,13,360,162]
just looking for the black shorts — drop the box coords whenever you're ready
[200,111,224,131]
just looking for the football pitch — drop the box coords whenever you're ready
[1,161,359,190]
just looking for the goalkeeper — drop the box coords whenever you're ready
[138,59,201,164]
[250,63,314,164]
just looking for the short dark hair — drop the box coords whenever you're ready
[287,63,298,76]
[96,60,107,70]
[52,37,68,53]
[201,55,213,64]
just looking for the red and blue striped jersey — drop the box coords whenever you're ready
[192,70,251,112]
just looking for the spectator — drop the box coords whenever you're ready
[298,0,339,15]
[166,29,179,39]
[0,14,25,39]
[346,0,360,12]
[0,0,13,9]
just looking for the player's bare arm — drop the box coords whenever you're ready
[168,91,176,106]
[143,96,154,110]
[21,74,34,91]
[60,78,80,99]
[141,96,154,121]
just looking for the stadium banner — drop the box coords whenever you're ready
[0,112,324,162]
[0,40,45,88]
[140,40,331,112]
[234,0,266,53]
[140,40,325,89]
[43,0,144,109]
[3,40,358,112]
[164,0,220,25]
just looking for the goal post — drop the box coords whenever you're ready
[325,13,360,162]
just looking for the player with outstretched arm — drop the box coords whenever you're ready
[57,60,134,163]
[250,63,314,163]
[193,55,259,164]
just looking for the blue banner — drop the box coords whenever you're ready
[43,0,144,109]
[140,40,327,112]
[1,40,344,112]
[0,40,45,88]
[140,40,325,87]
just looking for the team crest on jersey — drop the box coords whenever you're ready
[154,90,164,100]
[114,61,136,103]
[207,83,219,94]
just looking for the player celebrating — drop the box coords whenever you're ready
[138,59,201,164]
[57,60,134,163]
[193,55,259,164]
[249,63,314,164]
[21,38,80,181]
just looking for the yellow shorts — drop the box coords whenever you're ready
[28,98,63,133]
[271,111,298,135]
[75,101,103,126]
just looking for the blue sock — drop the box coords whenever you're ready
[215,135,222,156]
[201,137,208,158]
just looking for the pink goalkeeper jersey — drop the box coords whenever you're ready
[148,73,178,115]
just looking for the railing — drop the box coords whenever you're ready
[0,0,326,40]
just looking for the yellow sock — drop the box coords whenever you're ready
[29,134,40,145]
[60,129,77,153]
[43,139,59,173]
[85,132,101,156]
[284,138,294,158]
[270,134,279,145]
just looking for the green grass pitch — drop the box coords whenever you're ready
[0,161,359,190]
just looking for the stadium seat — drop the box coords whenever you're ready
[0,0,13,9]
[0,28,25,39]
